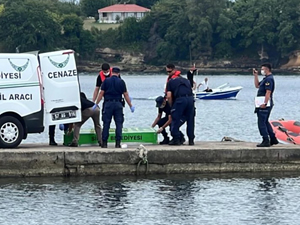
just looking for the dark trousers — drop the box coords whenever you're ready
[102,101,124,142]
[171,96,195,141]
[157,117,169,139]
[257,107,275,139]
[49,125,55,139]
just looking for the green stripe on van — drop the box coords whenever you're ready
[0,82,40,89]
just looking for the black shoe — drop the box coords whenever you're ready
[102,141,107,148]
[98,141,102,147]
[256,139,270,147]
[270,137,279,146]
[169,138,181,145]
[49,140,58,146]
[159,138,169,145]
[115,140,121,148]
[180,136,186,144]
[189,140,194,146]
[68,142,78,147]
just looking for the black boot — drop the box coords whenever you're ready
[256,138,270,147]
[49,125,57,146]
[169,138,181,145]
[49,137,58,146]
[180,134,186,145]
[98,141,102,147]
[189,140,194,146]
[115,140,121,148]
[102,141,107,148]
[270,137,279,146]
[159,137,169,145]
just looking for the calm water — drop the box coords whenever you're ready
[1,173,300,225]
[23,73,300,144]
[4,74,300,224]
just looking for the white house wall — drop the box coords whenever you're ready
[99,11,148,23]
[112,12,122,20]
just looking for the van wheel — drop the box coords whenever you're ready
[0,116,24,148]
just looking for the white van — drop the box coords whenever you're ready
[0,50,81,148]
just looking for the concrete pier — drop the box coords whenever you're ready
[1,142,300,177]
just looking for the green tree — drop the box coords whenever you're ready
[61,14,84,52]
[136,0,159,8]
[119,17,142,43]
[80,0,111,17]
[231,0,300,62]
[143,0,187,62]
[186,0,229,59]
[0,0,61,52]
[0,4,4,14]
[79,30,97,59]
[276,0,300,56]
[213,8,237,58]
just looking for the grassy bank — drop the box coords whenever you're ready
[83,19,120,30]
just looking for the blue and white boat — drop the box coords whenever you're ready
[194,83,243,100]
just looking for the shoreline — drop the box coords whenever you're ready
[1,142,300,177]
[77,62,300,75]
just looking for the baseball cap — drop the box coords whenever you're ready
[112,67,120,73]
[155,96,164,107]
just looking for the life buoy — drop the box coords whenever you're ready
[270,120,300,144]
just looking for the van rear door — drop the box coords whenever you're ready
[39,50,81,126]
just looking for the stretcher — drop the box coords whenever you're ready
[63,127,158,146]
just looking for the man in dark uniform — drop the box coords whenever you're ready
[95,67,135,148]
[152,96,185,145]
[152,96,172,144]
[253,63,279,147]
[166,67,195,145]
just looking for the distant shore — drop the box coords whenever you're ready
[77,61,300,75]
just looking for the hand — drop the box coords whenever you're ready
[59,124,64,131]
[157,127,163,133]
[260,104,266,108]
[253,68,258,75]
[130,105,135,113]
[92,104,98,111]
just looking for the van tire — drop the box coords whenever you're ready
[0,116,24,148]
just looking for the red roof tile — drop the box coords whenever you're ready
[98,4,150,13]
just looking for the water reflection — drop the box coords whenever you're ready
[0,173,300,225]
[94,182,129,209]
[258,178,278,191]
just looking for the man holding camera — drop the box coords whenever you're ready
[253,63,279,147]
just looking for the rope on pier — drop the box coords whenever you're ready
[221,136,244,142]
[136,144,149,176]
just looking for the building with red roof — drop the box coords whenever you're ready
[98,4,150,23]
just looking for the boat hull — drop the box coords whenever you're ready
[270,120,300,144]
[195,86,242,100]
